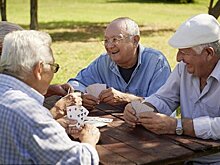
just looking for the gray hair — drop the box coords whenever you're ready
[112,17,140,36]
[0,21,23,43]
[192,40,220,57]
[0,30,53,80]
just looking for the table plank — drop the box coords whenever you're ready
[91,104,220,164]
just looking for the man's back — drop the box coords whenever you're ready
[0,74,99,164]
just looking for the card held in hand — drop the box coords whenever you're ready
[131,100,154,117]
[67,105,89,128]
[86,83,106,98]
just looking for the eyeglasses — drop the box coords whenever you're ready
[103,35,131,46]
[46,63,60,73]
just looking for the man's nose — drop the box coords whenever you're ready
[176,51,183,62]
[105,41,115,48]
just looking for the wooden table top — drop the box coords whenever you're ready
[90,103,220,165]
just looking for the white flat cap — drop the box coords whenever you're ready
[168,14,220,48]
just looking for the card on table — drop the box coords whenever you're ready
[131,100,154,117]
[86,83,107,98]
[84,116,113,127]
[67,105,89,128]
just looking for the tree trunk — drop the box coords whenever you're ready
[0,0,7,21]
[30,0,38,30]
[208,0,220,19]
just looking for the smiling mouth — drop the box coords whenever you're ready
[111,50,119,55]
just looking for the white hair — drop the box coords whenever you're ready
[192,40,220,57]
[112,17,140,36]
[0,30,53,80]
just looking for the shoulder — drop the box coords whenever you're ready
[142,46,167,60]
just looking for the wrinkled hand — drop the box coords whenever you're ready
[45,83,74,97]
[124,103,138,127]
[51,92,82,119]
[79,124,100,148]
[138,112,176,135]
[82,93,99,110]
[99,87,127,105]
[56,116,82,139]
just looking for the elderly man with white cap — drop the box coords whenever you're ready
[124,14,220,164]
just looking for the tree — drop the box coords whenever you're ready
[30,0,38,30]
[209,0,220,19]
[0,0,7,21]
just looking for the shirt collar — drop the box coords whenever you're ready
[0,74,45,105]
[209,60,220,82]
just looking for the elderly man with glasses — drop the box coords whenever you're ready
[68,17,171,110]
[0,21,83,134]
[124,14,220,164]
[0,30,100,164]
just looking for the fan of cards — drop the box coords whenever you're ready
[131,100,154,117]
[67,105,113,128]
[86,83,107,98]
[67,105,89,128]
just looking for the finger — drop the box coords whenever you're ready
[62,83,74,93]
[139,111,156,118]
[124,104,137,124]
[124,118,136,127]
[67,119,77,125]
[99,90,112,102]
[83,95,98,106]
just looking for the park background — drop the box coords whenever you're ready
[7,0,218,84]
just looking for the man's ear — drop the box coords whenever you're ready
[33,61,43,81]
[133,35,140,46]
[205,47,215,61]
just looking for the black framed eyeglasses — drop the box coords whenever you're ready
[46,63,60,73]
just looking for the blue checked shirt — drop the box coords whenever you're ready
[68,44,171,98]
[0,74,99,165]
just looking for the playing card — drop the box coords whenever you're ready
[85,116,113,123]
[131,100,154,117]
[84,116,113,127]
[86,83,106,98]
[67,105,89,128]
[131,100,142,113]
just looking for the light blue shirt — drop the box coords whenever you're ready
[146,61,220,140]
[0,74,99,165]
[68,45,171,98]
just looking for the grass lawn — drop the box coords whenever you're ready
[7,0,212,84]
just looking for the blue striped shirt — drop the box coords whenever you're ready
[0,74,99,165]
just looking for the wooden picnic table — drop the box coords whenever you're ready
[89,103,220,165]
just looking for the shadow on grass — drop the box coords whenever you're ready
[106,0,194,4]
[21,21,175,42]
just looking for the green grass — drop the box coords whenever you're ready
[7,0,213,83]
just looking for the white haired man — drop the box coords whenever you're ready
[0,30,100,164]
[0,21,77,109]
[68,17,171,110]
[124,14,220,164]
[0,21,81,132]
